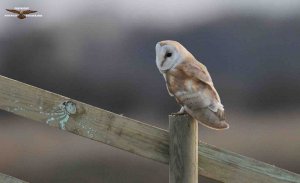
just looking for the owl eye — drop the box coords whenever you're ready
[165,52,172,58]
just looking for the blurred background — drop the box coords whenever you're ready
[0,0,300,182]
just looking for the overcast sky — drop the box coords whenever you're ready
[1,0,300,25]
[0,0,299,38]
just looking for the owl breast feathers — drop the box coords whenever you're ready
[156,40,229,130]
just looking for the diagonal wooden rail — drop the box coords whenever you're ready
[0,172,28,183]
[0,75,299,183]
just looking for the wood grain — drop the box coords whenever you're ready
[169,114,198,183]
[0,173,28,183]
[0,75,299,183]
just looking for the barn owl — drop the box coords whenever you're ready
[6,9,37,19]
[155,40,229,130]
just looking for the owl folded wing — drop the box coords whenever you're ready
[181,60,221,101]
[181,60,225,116]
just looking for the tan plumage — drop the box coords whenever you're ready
[6,9,37,19]
[155,40,229,130]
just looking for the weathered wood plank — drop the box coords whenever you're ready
[0,172,28,183]
[169,114,198,183]
[0,75,299,183]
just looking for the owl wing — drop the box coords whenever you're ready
[181,59,221,102]
[6,9,20,14]
[178,59,228,129]
[23,10,37,14]
[184,60,213,84]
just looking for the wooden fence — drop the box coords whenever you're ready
[0,75,299,183]
[0,172,28,183]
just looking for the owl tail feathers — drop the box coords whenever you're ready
[190,110,229,130]
[208,109,229,129]
[200,120,229,130]
[184,106,229,130]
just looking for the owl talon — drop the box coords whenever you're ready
[171,112,187,115]
[172,107,186,115]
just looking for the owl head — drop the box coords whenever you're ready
[155,40,192,72]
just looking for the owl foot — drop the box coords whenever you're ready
[171,107,186,115]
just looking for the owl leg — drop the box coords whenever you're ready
[172,107,186,115]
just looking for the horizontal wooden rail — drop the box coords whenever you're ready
[0,75,299,183]
[0,172,28,183]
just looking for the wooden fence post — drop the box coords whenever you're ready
[169,114,198,183]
